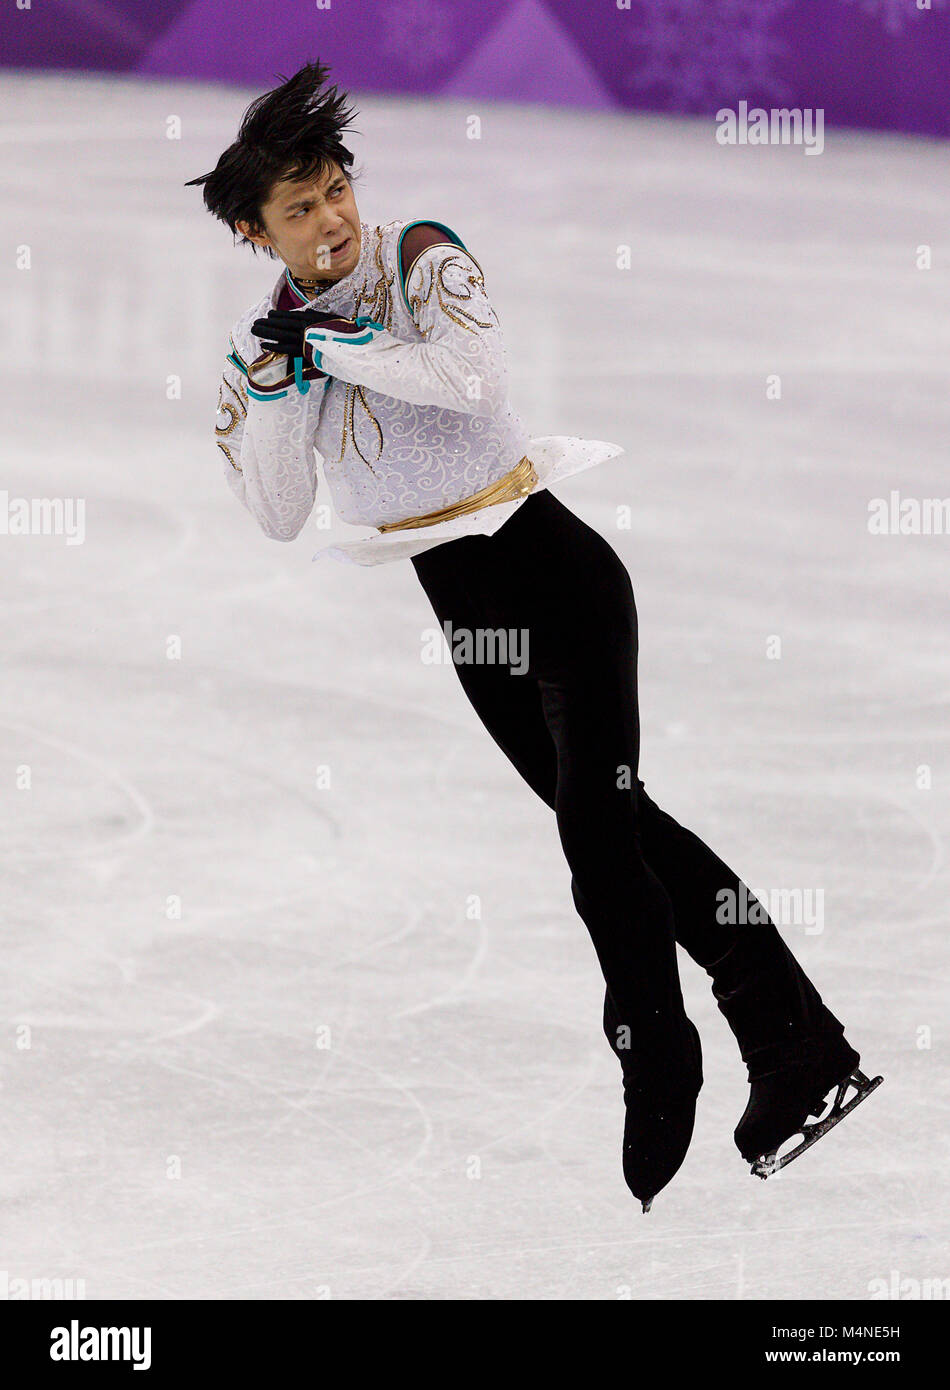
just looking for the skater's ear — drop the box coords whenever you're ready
[236,219,273,252]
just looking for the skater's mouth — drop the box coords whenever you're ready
[329,238,351,258]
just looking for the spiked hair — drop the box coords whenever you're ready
[186,61,360,256]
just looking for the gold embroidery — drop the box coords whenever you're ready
[353,229,396,331]
[409,254,494,333]
[217,440,242,473]
[223,378,248,419]
[337,383,384,476]
[216,376,246,469]
[215,385,240,438]
[408,279,432,323]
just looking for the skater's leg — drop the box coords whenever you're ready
[631,769,872,1166]
[411,536,558,807]
[413,493,701,1203]
[414,505,853,1091]
[537,671,703,1206]
[534,675,693,1070]
[472,491,871,1167]
[414,509,765,971]
[634,780,855,1079]
[634,781,750,967]
[416,495,692,1068]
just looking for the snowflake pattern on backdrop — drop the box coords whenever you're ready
[622,0,794,108]
[378,0,461,76]
[839,0,945,36]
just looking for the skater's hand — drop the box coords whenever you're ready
[251,307,367,359]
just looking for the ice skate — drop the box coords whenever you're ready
[747,1066,883,1179]
[619,1018,703,1212]
[701,932,876,1178]
[733,1024,882,1175]
[735,1032,859,1163]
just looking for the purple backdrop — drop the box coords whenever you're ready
[1,0,948,136]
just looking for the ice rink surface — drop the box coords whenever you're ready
[1,71,948,1300]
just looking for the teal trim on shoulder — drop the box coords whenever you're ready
[396,219,468,314]
[227,351,249,377]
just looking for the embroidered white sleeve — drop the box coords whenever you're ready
[215,349,319,543]
[306,246,508,417]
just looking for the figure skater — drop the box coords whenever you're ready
[187,62,881,1210]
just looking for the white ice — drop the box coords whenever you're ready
[0,71,947,1300]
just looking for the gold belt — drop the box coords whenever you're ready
[376,456,539,533]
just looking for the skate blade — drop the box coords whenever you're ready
[751,1069,883,1180]
[641,1197,653,1214]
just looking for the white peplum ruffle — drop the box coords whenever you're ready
[311,436,624,566]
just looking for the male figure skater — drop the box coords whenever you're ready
[188,62,880,1210]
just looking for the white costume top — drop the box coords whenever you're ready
[215,217,623,566]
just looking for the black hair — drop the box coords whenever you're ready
[185,60,360,257]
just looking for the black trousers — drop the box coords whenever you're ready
[411,489,848,1085]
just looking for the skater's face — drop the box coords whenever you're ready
[237,161,362,282]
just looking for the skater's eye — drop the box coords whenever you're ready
[285,183,344,218]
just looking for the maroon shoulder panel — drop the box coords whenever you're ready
[400,224,457,281]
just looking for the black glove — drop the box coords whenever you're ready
[251,307,367,358]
